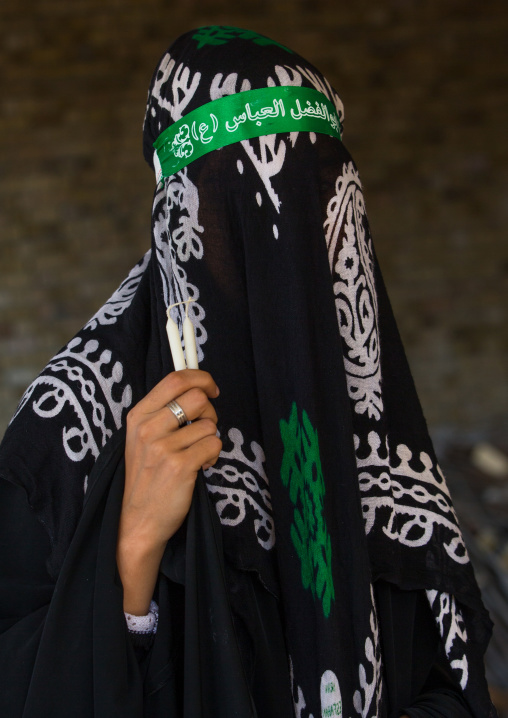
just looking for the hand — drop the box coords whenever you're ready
[117,369,221,615]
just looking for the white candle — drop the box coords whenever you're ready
[166,311,186,371]
[183,300,199,369]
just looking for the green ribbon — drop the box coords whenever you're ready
[153,86,342,180]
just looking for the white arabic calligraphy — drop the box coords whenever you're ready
[169,123,194,159]
[291,98,340,133]
[291,98,325,120]
[191,113,218,145]
[330,114,340,132]
[226,98,285,132]
[226,112,247,132]
[163,92,341,169]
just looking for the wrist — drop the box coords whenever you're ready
[116,531,166,616]
[117,500,180,555]
[117,525,167,562]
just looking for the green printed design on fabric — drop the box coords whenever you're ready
[280,403,335,618]
[192,26,293,53]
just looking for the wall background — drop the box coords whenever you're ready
[1,0,506,437]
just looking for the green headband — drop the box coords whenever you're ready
[153,85,342,180]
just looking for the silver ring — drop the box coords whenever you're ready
[166,399,188,428]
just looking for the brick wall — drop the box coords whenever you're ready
[1,0,507,436]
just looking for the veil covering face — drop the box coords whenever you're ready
[0,26,495,718]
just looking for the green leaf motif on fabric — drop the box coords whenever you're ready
[280,403,335,618]
[192,26,293,53]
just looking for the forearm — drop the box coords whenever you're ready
[116,534,166,616]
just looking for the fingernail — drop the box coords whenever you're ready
[215,385,220,397]
[203,463,212,471]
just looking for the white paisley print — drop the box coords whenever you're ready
[204,427,275,550]
[352,586,383,717]
[325,161,472,691]
[355,430,468,564]
[426,590,469,690]
[8,252,141,490]
[325,162,383,421]
[85,251,151,331]
[325,162,470,568]
[11,337,132,466]
[148,52,201,127]
[152,169,207,363]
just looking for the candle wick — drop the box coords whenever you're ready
[167,301,182,314]
[167,299,195,329]
[167,298,195,314]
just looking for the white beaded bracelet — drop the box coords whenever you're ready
[124,600,159,635]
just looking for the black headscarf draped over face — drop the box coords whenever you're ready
[0,25,495,718]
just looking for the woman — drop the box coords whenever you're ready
[0,26,496,717]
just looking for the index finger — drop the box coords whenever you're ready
[137,369,219,415]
